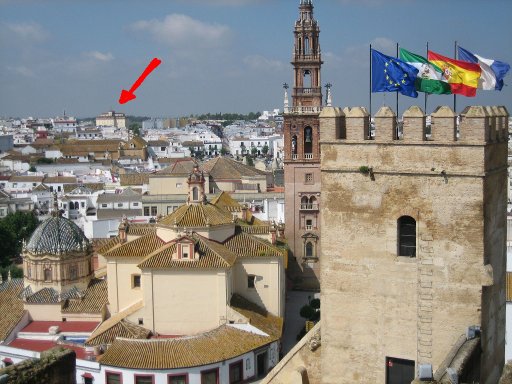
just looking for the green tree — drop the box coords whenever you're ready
[246,156,254,167]
[0,211,39,267]
[29,165,37,172]
[129,123,141,136]
[262,144,269,156]
[250,146,258,156]
[220,147,228,156]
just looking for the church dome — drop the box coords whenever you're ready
[26,216,90,255]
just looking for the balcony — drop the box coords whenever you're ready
[300,203,319,211]
[284,106,323,115]
[304,153,313,159]
[305,225,313,230]
[292,154,298,160]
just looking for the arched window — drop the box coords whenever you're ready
[192,187,198,201]
[69,202,74,210]
[305,242,314,258]
[398,216,416,257]
[291,135,297,155]
[304,37,310,54]
[304,127,313,154]
[44,268,52,282]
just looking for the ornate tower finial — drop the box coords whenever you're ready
[283,83,289,112]
[325,83,332,107]
[187,163,207,205]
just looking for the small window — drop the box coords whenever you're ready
[138,318,144,325]
[81,202,85,208]
[305,242,314,258]
[168,374,188,384]
[69,266,77,280]
[398,216,416,257]
[200,369,219,384]
[132,275,141,288]
[101,204,108,208]
[144,206,150,216]
[305,173,313,183]
[105,372,122,384]
[135,375,154,384]
[229,360,243,384]
[305,219,313,230]
[151,206,157,216]
[133,202,139,207]
[248,275,256,289]
[117,203,123,208]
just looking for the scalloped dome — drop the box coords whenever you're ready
[26,216,90,255]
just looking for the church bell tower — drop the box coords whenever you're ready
[283,0,324,289]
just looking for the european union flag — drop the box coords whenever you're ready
[372,49,419,98]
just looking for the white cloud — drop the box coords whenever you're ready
[3,22,49,42]
[6,65,34,77]
[370,37,396,54]
[243,55,285,71]
[131,14,232,50]
[84,51,114,62]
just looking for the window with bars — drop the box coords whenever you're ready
[398,216,416,257]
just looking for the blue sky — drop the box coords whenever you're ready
[1,0,511,118]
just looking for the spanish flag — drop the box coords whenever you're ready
[428,50,481,97]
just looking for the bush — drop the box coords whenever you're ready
[310,298,320,309]
[299,304,315,320]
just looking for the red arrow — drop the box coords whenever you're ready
[119,57,162,104]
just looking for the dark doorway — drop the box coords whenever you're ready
[386,357,415,384]
[256,351,268,378]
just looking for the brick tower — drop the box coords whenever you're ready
[283,0,324,290]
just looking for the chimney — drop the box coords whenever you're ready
[270,224,277,245]
[118,217,128,244]
[241,205,249,222]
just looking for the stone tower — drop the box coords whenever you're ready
[283,0,323,290]
[319,105,508,383]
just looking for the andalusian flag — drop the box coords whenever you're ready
[399,48,451,95]
[457,46,510,91]
[428,50,481,97]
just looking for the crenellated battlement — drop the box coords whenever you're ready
[319,105,509,145]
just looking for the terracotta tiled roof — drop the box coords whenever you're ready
[95,237,122,255]
[97,188,141,203]
[158,203,233,228]
[63,183,105,193]
[0,279,25,341]
[32,183,49,192]
[104,233,165,259]
[86,301,148,346]
[9,175,44,183]
[238,224,270,234]
[119,173,150,186]
[229,294,283,340]
[210,192,265,226]
[59,140,123,154]
[153,159,196,176]
[24,287,60,304]
[224,230,283,259]
[138,233,237,270]
[126,224,156,236]
[98,325,274,369]
[148,140,169,147]
[61,279,108,314]
[201,157,266,179]
[43,176,77,184]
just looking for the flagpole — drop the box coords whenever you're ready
[369,44,372,137]
[453,40,457,113]
[396,43,399,116]
[425,42,428,113]
[396,42,399,139]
